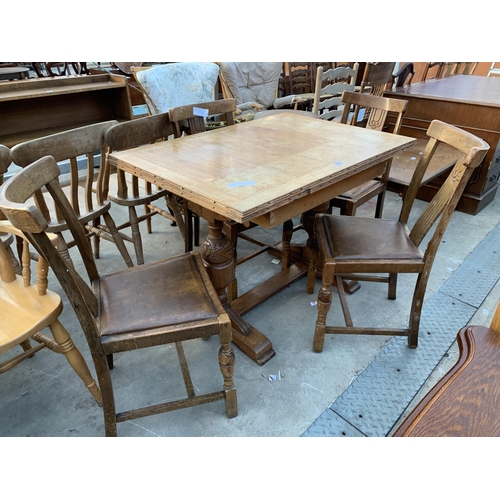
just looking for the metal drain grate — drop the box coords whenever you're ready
[302,223,500,437]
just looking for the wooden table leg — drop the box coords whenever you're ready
[201,218,276,365]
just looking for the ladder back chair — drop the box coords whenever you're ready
[0,155,238,437]
[312,64,359,121]
[10,121,134,268]
[330,90,408,218]
[0,222,102,405]
[104,112,186,264]
[306,120,489,352]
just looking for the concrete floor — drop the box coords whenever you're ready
[1,187,500,438]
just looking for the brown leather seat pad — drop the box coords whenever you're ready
[99,253,219,336]
[318,214,423,261]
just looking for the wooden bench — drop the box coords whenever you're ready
[393,302,500,436]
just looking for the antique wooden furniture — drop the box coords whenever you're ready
[107,112,415,365]
[0,222,102,405]
[10,121,134,268]
[0,74,132,147]
[359,62,396,95]
[133,62,219,116]
[384,75,500,214]
[312,64,359,120]
[422,62,478,82]
[168,99,237,253]
[217,62,311,116]
[104,113,186,264]
[306,120,489,352]
[0,156,237,437]
[329,91,408,218]
[393,301,500,436]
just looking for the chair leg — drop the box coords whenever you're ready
[374,190,386,219]
[313,281,332,352]
[128,206,145,265]
[282,219,293,271]
[388,273,397,300]
[218,332,237,418]
[144,203,153,234]
[185,209,194,253]
[54,234,75,268]
[194,215,200,247]
[48,319,102,404]
[102,212,134,268]
[92,216,101,259]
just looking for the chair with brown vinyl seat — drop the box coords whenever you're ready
[329,90,408,218]
[306,120,489,353]
[0,155,237,437]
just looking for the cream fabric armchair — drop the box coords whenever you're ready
[218,62,311,117]
[133,62,220,115]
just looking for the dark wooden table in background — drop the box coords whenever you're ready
[384,75,500,215]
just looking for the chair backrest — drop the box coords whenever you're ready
[400,120,489,259]
[168,99,236,137]
[104,112,176,199]
[359,62,396,95]
[283,62,315,95]
[0,156,102,354]
[312,64,359,119]
[393,62,415,88]
[218,63,282,110]
[339,90,407,132]
[10,121,118,225]
[422,62,477,81]
[133,62,220,115]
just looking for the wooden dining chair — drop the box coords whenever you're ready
[0,155,238,437]
[0,222,102,405]
[306,120,489,352]
[103,112,186,264]
[312,64,359,121]
[357,62,396,125]
[330,90,408,218]
[9,121,134,268]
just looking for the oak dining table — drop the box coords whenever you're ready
[107,112,415,365]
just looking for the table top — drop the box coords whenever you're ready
[387,75,500,108]
[109,112,415,226]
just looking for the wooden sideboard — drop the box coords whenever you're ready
[384,75,500,214]
[0,74,133,147]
